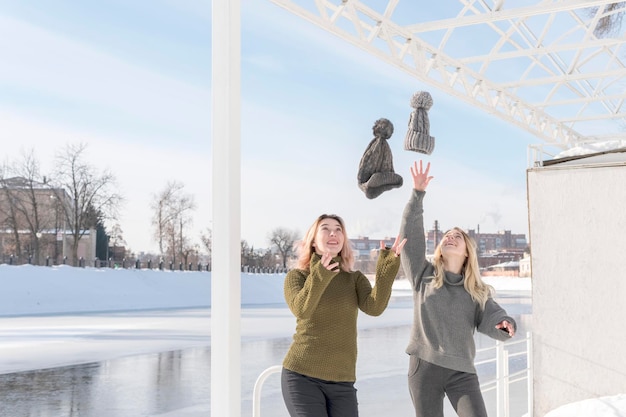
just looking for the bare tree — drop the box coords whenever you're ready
[200,227,212,259]
[241,239,253,267]
[241,240,276,269]
[175,192,196,265]
[150,181,196,264]
[108,223,127,261]
[109,223,126,248]
[7,149,55,264]
[588,2,625,37]
[0,149,59,264]
[0,161,23,259]
[152,184,177,255]
[268,227,299,268]
[52,143,122,266]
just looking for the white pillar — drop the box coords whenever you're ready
[211,0,241,416]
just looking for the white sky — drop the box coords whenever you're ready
[4,1,625,258]
[0,264,621,416]
[0,1,545,255]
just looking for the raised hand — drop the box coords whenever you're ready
[410,160,433,191]
[380,235,408,257]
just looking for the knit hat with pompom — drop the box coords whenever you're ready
[404,91,435,154]
[357,118,403,199]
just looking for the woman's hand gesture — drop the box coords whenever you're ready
[380,235,407,257]
[496,320,516,337]
[410,160,433,191]
[320,252,340,272]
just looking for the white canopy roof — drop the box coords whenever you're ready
[269,0,626,149]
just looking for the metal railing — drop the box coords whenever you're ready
[252,333,533,417]
[253,365,284,417]
[475,333,533,417]
[528,143,560,168]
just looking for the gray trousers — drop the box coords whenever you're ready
[281,368,359,417]
[408,356,488,417]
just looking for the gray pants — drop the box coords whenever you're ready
[281,368,359,417]
[408,356,488,417]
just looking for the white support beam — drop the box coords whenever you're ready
[268,0,626,148]
[460,38,625,65]
[211,1,242,417]
[406,0,618,33]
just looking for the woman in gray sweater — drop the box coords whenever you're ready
[399,160,516,417]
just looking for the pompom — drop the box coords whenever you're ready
[410,91,433,110]
[372,118,394,140]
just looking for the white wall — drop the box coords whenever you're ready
[527,157,626,416]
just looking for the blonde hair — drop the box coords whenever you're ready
[432,227,493,309]
[295,214,355,272]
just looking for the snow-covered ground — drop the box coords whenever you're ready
[0,264,622,416]
[544,394,626,417]
[0,263,533,316]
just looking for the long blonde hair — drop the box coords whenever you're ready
[432,227,493,309]
[295,214,355,272]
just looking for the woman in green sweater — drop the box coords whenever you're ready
[282,213,406,417]
[399,160,517,417]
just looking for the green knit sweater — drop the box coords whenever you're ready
[282,249,401,382]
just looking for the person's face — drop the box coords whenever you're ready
[440,229,468,260]
[313,218,345,257]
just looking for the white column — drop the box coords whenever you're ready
[211,0,241,416]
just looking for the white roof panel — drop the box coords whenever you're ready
[269,0,626,149]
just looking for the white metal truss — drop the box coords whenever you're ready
[268,0,626,149]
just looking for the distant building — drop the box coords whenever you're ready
[467,229,527,253]
[476,249,526,270]
[424,223,528,271]
[350,228,528,277]
[425,223,526,253]
[481,260,520,277]
[350,236,396,260]
[518,253,531,277]
[349,236,400,277]
[0,176,97,265]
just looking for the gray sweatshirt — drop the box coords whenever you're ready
[399,189,516,373]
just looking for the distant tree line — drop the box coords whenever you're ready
[0,142,302,269]
[241,228,299,270]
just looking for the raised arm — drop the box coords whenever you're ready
[351,236,406,316]
[399,161,433,289]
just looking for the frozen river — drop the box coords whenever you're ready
[0,289,531,417]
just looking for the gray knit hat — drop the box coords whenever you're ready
[357,118,403,199]
[404,91,435,154]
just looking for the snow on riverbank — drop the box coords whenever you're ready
[0,264,531,316]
